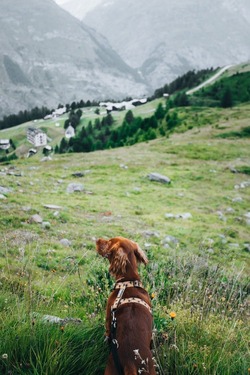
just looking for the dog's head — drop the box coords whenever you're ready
[96,236,148,278]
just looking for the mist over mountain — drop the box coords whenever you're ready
[55,0,104,19]
[0,0,148,118]
[81,0,250,88]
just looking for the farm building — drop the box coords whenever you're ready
[0,139,10,150]
[27,127,47,147]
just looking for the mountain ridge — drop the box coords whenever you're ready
[82,0,250,88]
[0,0,149,119]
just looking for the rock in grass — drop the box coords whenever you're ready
[72,172,85,177]
[147,172,171,184]
[60,238,71,247]
[42,221,51,229]
[29,214,43,224]
[0,186,13,194]
[35,314,82,325]
[43,204,63,210]
[165,213,192,220]
[163,235,179,245]
[66,183,84,193]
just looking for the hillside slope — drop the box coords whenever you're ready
[0,101,249,374]
[0,0,148,119]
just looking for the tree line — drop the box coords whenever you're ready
[0,100,100,131]
[151,68,216,99]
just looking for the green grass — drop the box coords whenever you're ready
[0,102,250,374]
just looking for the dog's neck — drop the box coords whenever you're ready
[115,269,140,283]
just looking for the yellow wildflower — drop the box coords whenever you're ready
[169,311,176,320]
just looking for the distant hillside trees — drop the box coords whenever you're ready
[55,101,184,154]
[152,68,216,99]
[193,71,250,107]
[0,98,99,130]
[64,109,83,129]
[221,87,233,108]
[0,153,18,163]
[0,106,51,130]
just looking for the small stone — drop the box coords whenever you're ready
[43,204,63,210]
[163,235,179,245]
[60,238,71,247]
[42,221,51,229]
[66,183,84,193]
[232,196,243,203]
[0,186,13,194]
[29,214,43,224]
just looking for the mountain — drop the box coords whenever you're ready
[54,0,104,19]
[0,0,148,118]
[82,0,250,88]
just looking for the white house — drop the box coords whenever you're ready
[27,127,47,147]
[65,124,75,139]
[0,139,10,150]
[52,107,66,117]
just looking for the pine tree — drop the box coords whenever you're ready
[221,87,233,108]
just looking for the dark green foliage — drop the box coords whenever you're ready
[166,111,180,130]
[0,106,51,130]
[152,68,216,99]
[124,110,134,124]
[0,153,18,163]
[59,138,68,154]
[155,103,166,120]
[9,139,16,150]
[173,92,190,107]
[194,71,250,106]
[236,166,250,175]
[64,110,82,130]
[221,87,233,108]
[216,126,250,139]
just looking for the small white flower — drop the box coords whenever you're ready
[2,353,8,359]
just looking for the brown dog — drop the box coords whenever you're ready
[96,236,156,375]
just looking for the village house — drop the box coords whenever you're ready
[27,127,47,147]
[0,139,11,150]
[65,124,75,139]
[99,98,147,113]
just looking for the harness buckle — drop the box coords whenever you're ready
[112,339,119,349]
[134,280,140,287]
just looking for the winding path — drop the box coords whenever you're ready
[186,65,233,95]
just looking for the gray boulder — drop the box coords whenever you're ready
[29,214,43,224]
[66,183,84,193]
[147,173,171,184]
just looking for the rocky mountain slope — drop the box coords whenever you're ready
[55,0,103,19]
[82,0,250,88]
[0,0,148,118]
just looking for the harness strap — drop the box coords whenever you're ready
[114,280,143,289]
[112,287,126,310]
[116,297,152,314]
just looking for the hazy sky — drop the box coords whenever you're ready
[54,0,67,4]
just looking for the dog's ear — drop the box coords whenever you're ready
[134,243,148,265]
[109,243,128,276]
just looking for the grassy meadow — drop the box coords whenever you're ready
[0,100,249,374]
